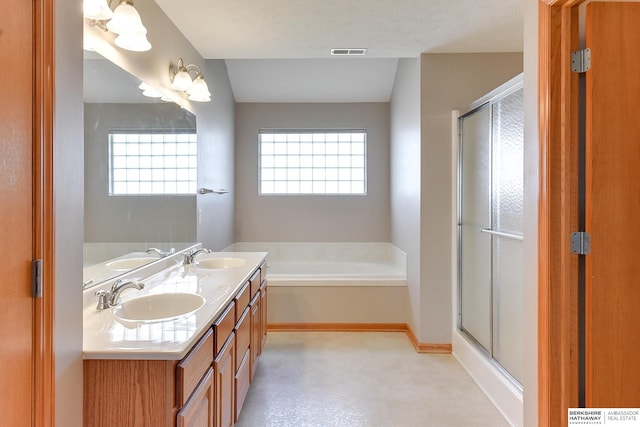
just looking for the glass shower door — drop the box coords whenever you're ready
[458,82,524,385]
[459,105,492,352]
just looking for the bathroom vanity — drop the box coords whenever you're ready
[82,249,268,427]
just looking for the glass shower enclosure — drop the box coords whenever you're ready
[457,75,524,386]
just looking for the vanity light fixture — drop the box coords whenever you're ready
[169,58,212,102]
[83,0,152,52]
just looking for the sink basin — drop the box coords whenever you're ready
[106,257,155,271]
[196,257,246,269]
[113,293,205,322]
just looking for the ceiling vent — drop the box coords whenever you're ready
[330,48,368,56]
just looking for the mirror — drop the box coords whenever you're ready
[83,52,197,286]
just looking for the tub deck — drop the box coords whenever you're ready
[226,242,407,287]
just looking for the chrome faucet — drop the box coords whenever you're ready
[95,280,145,310]
[184,248,211,265]
[146,247,175,258]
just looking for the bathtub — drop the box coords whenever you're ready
[225,242,407,286]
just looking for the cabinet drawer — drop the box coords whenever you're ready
[176,328,214,407]
[249,269,261,299]
[234,349,251,422]
[234,281,250,323]
[259,261,267,284]
[214,301,236,356]
[235,307,250,372]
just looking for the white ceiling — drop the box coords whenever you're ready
[153,0,524,102]
[225,58,399,103]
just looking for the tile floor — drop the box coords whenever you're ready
[236,331,509,427]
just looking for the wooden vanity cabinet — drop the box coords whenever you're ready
[84,328,215,427]
[83,262,266,427]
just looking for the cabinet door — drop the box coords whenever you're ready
[249,293,261,381]
[260,280,268,349]
[215,333,236,427]
[177,368,214,427]
[234,349,251,422]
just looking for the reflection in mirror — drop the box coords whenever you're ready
[83,52,197,286]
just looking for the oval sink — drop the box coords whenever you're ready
[106,257,155,271]
[114,293,205,323]
[196,257,246,269]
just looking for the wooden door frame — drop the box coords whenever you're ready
[33,0,55,425]
[538,0,584,425]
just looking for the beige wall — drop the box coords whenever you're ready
[197,59,236,251]
[390,58,421,335]
[84,103,197,243]
[55,0,84,425]
[419,53,523,344]
[234,103,391,242]
[390,53,523,345]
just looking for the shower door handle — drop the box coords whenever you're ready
[199,188,229,195]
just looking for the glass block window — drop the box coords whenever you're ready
[259,130,367,195]
[109,131,197,195]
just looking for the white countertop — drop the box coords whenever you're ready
[83,251,267,361]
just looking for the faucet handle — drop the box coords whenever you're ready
[95,289,110,310]
[147,247,176,258]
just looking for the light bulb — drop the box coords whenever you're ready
[83,0,113,20]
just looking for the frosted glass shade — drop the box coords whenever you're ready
[187,76,212,102]
[106,3,146,35]
[84,0,113,20]
[171,70,192,91]
[114,31,151,52]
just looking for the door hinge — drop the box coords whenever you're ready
[32,259,43,298]
[571,232,591,255]
[571,48,591,73]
